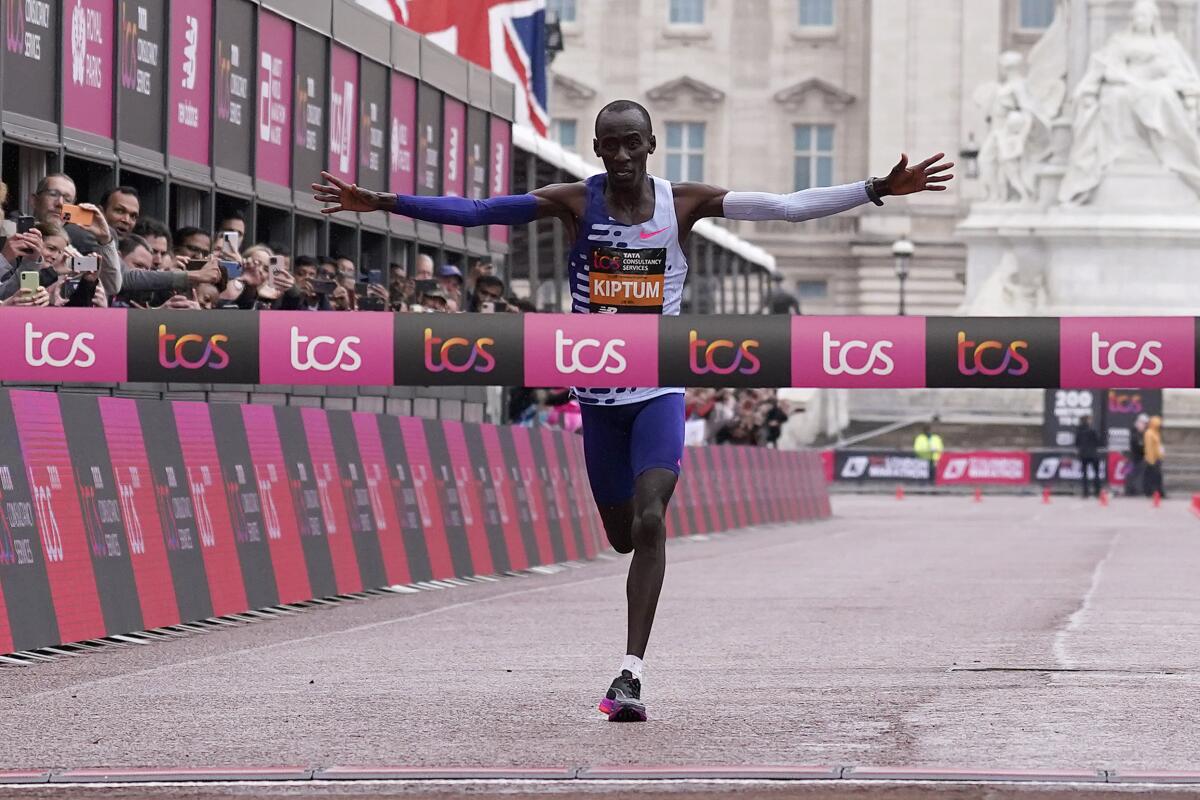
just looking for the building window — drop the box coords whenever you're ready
[798,0,834,26]
[669,0,705,24]
[794,124,834,190]
[552,119,577,151]
[797,280,829,300]
[665,122,705,182]
[1019,0,1055,29]
[547,0,577,23]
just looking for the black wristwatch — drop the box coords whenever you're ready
[864,177,886,206]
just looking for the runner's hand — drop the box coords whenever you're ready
[311,171,380,214]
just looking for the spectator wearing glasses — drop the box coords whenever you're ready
[173,227,211,259]
[29,173,75,227]
[131,217,180,270]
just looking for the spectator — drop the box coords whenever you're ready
[437,264,464,306]
[466,258,494,294]
[283,255,331,311]
[1126,413,1150,497]
[473,274,508,311]
[98,186,140,238]
[762,397,789,448]
[174,226,211,259]
[29,173,75,227]
[1144,415,1165,498]
[914,423,944,484]
[132,217,175,270]
[336,256,357,281]
[414,253,434,280]
[1075,414,1103,499]
[117,235,219,307]
[216,209,246,248]
[417,284,451,312]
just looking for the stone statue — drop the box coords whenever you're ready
[973,29,1067,205]
[1059,0,1200,205]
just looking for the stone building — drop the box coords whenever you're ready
[544,0,1068,315]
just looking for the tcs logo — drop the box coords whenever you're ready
[24,322,96,368]
[424,328,495,374]
[554,328,627,375]
[1090,332,1163,378]
[822,332,893,376]
[592,252,622,272]
[289,326,362,372]
[688,330,760,375]
[158,325,230,370]
[956,332,1029,377]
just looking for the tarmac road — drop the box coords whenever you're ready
[2,493,1200,792]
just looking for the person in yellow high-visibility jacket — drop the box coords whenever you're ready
[913,424,944,484]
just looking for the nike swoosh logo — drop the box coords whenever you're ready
[640,227,669,239]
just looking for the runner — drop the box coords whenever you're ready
[312,99,953,722]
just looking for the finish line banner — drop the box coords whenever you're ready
[3,311,1198,388]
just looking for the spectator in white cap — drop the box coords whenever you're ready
[1126,413,1151,497]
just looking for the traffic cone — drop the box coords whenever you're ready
[973,487,983,503]
[1191,494,1200,518]
[1042,487,1052,504]
[1153,491,1162,508]
[896,485,904,501]
[1099,489,1109,507]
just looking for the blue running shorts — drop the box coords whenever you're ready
[579,392,686,506]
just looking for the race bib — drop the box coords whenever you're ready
[588,247,666,314]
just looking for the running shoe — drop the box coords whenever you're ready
[597,670,647,722]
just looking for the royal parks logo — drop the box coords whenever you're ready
[126,310,259,383]
[658,316,789,387]
[395,313,524,386]
[925,317,1059,388]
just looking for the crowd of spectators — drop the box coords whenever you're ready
[0,173,528,315]
[685,388,791,447]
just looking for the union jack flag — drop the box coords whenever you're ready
[356,0,550,136]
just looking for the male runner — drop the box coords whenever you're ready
[313,100,953,722]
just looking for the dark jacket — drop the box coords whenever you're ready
[1129,426,1146,461]
[1075,423,1102,459]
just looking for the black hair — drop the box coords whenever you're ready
[100,186,139,209]
[218,208,246,224]
[595,99,653,135]
[132,216,171,244]
[118,234,151,258]
[476,274,505,292]
[293,255,320,269]
[173,225,207,244]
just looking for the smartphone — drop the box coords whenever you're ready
[61,277,80,299]
[219,259,242,279]
[60,204,94,227]
[19,270,39,293]
[415,279,439,296]
[187,258,210,271]
[367,268,382,285]
[311,279,337,295]
[480,301,495,314]
[220,230,241,253]
[16,216,34,234]
[71,254,99,273]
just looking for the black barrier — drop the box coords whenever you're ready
[3,310,1199,389]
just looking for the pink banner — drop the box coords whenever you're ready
[258,312,394,386]
[255,11,293,187]
[327,45,358,185]
[0,308,126,383]
[167,0,212,165]
[62,0,115,138]
[936,451,1031,486]
[488,116,512,245]
[442,97,466,237]
[1060,317,1195,389]
[792,316,925,388]
[523,314,659,389]
[389,72,417,197]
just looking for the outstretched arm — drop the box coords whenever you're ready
[310,171,583,227]
[678,153,954,223]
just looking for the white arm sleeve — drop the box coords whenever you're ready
[721,181,871,222]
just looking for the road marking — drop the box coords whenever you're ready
[1053,530,1122,670]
